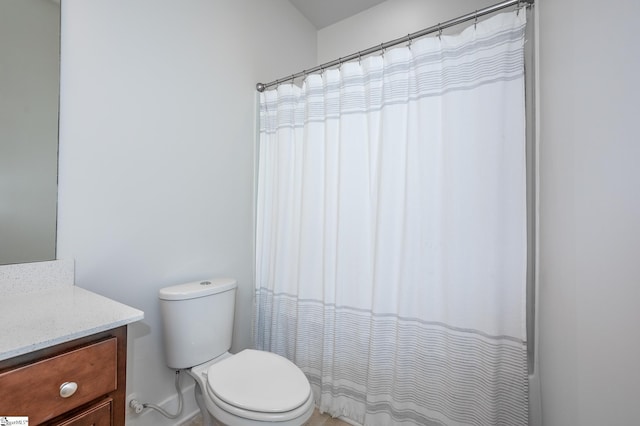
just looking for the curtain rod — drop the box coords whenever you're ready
[256,0,533,92]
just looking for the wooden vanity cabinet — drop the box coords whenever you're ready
[0,326,127,426]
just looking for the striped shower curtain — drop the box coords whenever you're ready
[255,12,528,426]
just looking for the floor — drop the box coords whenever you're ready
[305,409,352,426]
[181,409,351,426]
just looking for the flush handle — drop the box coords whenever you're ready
[59,381,78,398]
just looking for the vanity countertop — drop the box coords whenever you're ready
[0,286,144,361]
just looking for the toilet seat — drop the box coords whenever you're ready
[207,385,314,422]
[205,349,312,421]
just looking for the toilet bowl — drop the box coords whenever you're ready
[159,278,314,426]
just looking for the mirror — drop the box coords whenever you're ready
[0,0,60,265]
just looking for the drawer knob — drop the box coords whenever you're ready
[59,381,78,398]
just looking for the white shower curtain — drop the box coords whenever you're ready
[255,12,528,426]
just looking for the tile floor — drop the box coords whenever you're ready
[181,409,351,426]
[304,409,352,426]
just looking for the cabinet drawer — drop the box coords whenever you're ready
[0,338,117,425]
[51,398,112,426]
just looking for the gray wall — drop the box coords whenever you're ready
[538,0,640,425]
[57,0,316,424]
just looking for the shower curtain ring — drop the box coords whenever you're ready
[437,24,442,40]
[358,51,362,64]
[474,11,478,29]
[406,34,412,48]
[516,0,521,14]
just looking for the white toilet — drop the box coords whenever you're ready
[159,278,314,426]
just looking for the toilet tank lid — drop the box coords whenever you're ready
[159,278,237,301]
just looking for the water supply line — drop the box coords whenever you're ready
[129,370,184,419]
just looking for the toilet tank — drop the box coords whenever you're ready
[159,278,237,369]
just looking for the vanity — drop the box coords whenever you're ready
[0,277,143,426]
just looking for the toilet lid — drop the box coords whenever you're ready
[206,349,311,413]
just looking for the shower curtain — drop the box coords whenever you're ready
[255,11,528,426]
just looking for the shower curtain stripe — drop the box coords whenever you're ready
[256,295,528,425]
[255,11,528,426]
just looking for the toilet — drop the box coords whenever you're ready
[159,278,314,426]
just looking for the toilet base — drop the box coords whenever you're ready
[192,378,215,426]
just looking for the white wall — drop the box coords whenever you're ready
[57,1,316,424]
[317,0,496,63]
[538,0,640,425]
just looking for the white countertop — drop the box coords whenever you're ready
[0,286,144,361]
